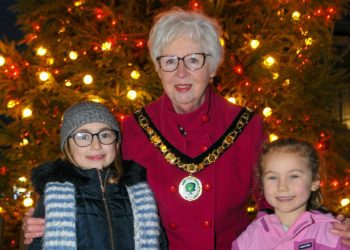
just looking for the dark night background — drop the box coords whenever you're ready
[0,0,22,41]
[1,1,349,41]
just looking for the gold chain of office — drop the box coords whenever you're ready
[134,107,253,174]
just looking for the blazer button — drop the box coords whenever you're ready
[169,185,177,193]
[203,183,211,191]
[202,220,212,228]
[169,223,177,229]
[202,115,210,123]
[200,145,208,152]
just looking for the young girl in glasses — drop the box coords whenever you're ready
[232,138,348,250]
[28,101,167,250]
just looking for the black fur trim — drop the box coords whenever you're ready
[119,161,147,186]
[31,159,90,194]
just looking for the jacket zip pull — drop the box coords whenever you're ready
[97,169,109,194]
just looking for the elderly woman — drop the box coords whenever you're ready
[121,8,265,249]
[23,7,350,250]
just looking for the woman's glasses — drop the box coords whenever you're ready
[156,53,211,72]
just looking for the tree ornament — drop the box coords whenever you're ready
[101,41,112,51]
[227,97,236,104]
[127,90,137,100]
[0,55,5,66]
[263,56,275,67]
[263,107,272,117]
[38,71,50,81]
[292,11,301,21]
[0,166,7,175]
[23,197,34,207]
[250,39,260,49]
[74,0,84,7]
[22,108,33,119]
[269,134,279,142]
[83,74,93,84]
[341,198,350,207]
[69,51,78,60]
[7,100,17,109]
[233,65,243,75]
[131,70,140,80]
[36,47,47,56]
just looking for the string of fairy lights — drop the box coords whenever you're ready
[0,0,349,215]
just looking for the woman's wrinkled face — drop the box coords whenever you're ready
[157,37,215,114]
[67,122,117,170]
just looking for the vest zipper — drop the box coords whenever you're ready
[97,169,115,250]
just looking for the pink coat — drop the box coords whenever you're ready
[231,211,349,250]
[122,87,266,250]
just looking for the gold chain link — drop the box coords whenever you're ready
[135,108,253,174]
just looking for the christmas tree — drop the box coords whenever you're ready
[0,0,350,248]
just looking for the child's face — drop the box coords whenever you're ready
[262,151,319,226]
[67,122,118,170]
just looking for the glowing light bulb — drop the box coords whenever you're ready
[20,138,29,146]
[23,197,34,207]
[0,55,5,66]
[233,65,243,75]
[127,90,137,100]
[263,107,272,117]
[22,108,33,118]
[64,79,72,87]
[0,207,3,213]
[272,73,279,80]
[246,206,256,213]
[220,37,225,47]
[36,47,47,56]
[283,79,291,87]
[83,74,93,85]
[264,56,275,67]
[269,134,278,142]
[250,39,260,49]
[69,51,78,60]
[7,100,16,109]
[292,11,301,21]
[39,71,50,81]
[101,41,112,51]
[227,97,236,104]
[74,0,83,6]
[46,58,55,65]
[341,198,350,207]
[19,176,27,182]
[131,70,140,80]
[305,37,313,46]
[89,97,102,103]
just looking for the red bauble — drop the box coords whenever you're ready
[0,166,7,175]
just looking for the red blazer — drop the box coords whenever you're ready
[122,87,266,250]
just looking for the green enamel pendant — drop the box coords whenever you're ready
[179,175,202,201]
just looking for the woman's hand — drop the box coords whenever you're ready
[331,214,350,246]
[22,208,45,244]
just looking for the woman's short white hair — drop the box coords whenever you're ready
[148,8,224,73]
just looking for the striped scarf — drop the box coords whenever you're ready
[43,182,76,250]
[43,182,160,250]
[127,182,160,250]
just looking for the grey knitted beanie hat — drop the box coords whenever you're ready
[60,101,120,151]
